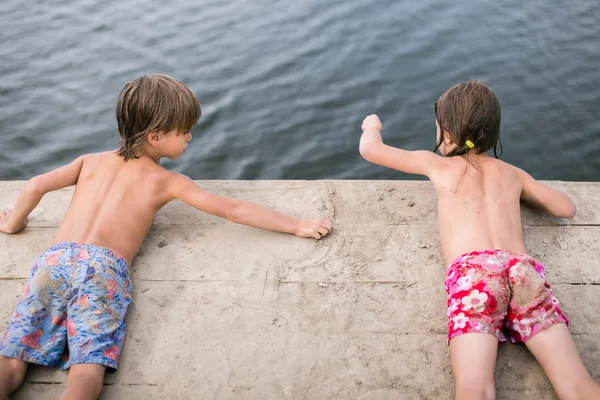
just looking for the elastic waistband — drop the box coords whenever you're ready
[49,242,129,272]
[448,249,525,268]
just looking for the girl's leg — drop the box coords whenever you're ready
[0,357,28,400]
[59,364,105,400]
[450,333,499,400]
[525,323,600,400]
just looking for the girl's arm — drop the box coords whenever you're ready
[359,114,444,177]
[517,168,576,218]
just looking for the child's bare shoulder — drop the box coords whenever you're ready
[77,151,120,165]
[428,154,466,182]
[430,156,520,190]
[488,158,521,179]
[77,152,173,184]
[152,167,181,189]
[73,152,120,176]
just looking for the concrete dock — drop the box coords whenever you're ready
[1,180,598,399]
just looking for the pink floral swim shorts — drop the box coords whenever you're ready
[445,249,568,344]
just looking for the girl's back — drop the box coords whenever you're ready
[433,155,526,265]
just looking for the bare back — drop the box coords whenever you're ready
[54,152,173,265]
[431,155,526,265]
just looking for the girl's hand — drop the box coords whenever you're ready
[362,114,383,133]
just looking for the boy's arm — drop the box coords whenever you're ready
[0,156,85,234]
[359,114,444,177]
[517,167,576,218]
[168,174,332,239]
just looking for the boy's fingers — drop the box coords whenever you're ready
[313,231,322,240]
[317,227,329,237]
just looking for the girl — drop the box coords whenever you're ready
[359,80,600,400]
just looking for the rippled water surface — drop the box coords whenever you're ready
[1,0,599,181]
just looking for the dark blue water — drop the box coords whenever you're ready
[1,0,599,181]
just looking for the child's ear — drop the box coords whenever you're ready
[443,132,454,147]
[147,131,162,146]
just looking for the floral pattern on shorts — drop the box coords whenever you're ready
[445,250,567,344]
[0,243,131,371]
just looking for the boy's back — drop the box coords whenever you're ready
[432,155,525,265]
[55,151,170,265]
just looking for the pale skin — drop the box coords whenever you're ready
[360,114,600,400]
[0,128,331,400]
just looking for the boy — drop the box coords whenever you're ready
[0,74,331,400]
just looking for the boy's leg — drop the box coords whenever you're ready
[0,357,28,399]
[525,323,600,400]
[59,364,105,400]
[450,333,498,400]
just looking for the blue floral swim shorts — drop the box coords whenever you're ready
[0,242,131,371]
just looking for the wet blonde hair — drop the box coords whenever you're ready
[115,74,201,160]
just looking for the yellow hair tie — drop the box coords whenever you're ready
[465,140,475,149]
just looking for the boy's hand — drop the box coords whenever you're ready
[295,218,332,240]
[0,209,26,234]
[362,114,383,133]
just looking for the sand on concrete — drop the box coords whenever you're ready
[0,180,598,400]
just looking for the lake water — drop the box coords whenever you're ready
[1,0,599,181]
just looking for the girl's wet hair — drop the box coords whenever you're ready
[434,80,502,158]
[115,74,201,160]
